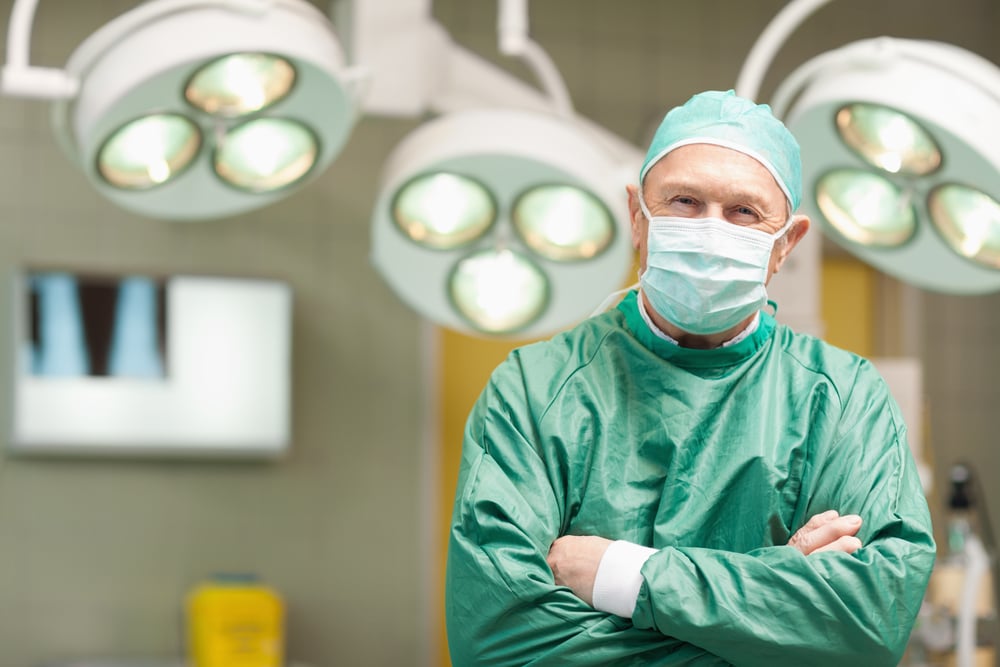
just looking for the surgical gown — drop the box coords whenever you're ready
[445,291,935,666]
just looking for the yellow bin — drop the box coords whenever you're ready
[187,575,284,667]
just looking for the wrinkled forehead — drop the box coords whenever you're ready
[640,137,794,210]
[641,143,790,218]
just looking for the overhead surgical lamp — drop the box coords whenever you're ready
[737,0,1000,294]
[1,0,364,221]
[361,0,638,337]
[371,108,631,337]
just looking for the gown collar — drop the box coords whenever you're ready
[617,290,775,367]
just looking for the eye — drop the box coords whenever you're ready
[668,195,700,211]
[729,205,761,224]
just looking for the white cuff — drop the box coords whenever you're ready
[591,540,657,618]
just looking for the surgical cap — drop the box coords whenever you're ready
[640,90,802,212]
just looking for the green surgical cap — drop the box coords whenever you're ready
[640,89,802,211]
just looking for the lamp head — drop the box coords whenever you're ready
[52,0,362,221]
[371,108,633,338]
[781,38,1000,293]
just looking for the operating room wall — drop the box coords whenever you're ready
[0,2,995,667]
[0,2,435,666]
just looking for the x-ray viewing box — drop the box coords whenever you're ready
[9,273,292,458]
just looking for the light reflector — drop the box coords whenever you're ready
[781,38,1000,293]
[512,185,614,261]
[97,113,201,190]
[371,108,632,337]
[215,118,317,192]
[929,184,1000,269]
[185,53,297,118]
[835,103,942,176]
[392,172,496,249]
[816,168,916,247]
[53,0,360,220]
[449,248,548,334]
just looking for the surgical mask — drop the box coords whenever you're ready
[638,195,793,335]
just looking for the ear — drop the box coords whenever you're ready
[626,184,643,251]
[771,215,810,275]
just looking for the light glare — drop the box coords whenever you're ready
[513,185,614,261]
[450,249,548,333]
[929,185,1000,268]
[836,104,942,176]
[816,168,916,247]
[186,53,296,117]
[147,160,170,185]
[392,172,495,250]
[98,114,201,190]
[215,118,317,192]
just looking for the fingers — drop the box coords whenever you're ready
[788,511,863,555]
[801,509,841,531]
[812,534,863,555]
[547,535,611,607]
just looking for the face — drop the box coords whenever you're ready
[627,143,809,283]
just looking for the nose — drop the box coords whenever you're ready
[704,203,726,219]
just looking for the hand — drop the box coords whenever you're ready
[788,510,863,555]
[547,535,613,606]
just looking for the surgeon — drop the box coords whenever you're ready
[444,90,935,666]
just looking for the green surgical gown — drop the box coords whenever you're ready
[445,291,935,666]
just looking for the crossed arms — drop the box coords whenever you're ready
[445,360,935,666]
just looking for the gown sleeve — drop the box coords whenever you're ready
[631,360,936,667]
[445,356,730,666]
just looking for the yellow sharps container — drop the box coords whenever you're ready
[187,574,284,667]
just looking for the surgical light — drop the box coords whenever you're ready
[512,185,615,261]
[775,38,1000,293]
[449,248,549,334]
[3,0,363,221]
[815,169,916,247]
[97,113,202,189]
[738,0,1000,294]
[834,103,942,176]
[371,108,633,338]
[392,173,497,250]
[184,53,296,117]
[214,117,318,192]
[355,0,639,338]
[928,185,1000,269]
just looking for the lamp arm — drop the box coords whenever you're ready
[3,0,316,100]
[430,43,639,171]
[6,0,36,69]
[497,0,573,117]
[767,41,875,117]
[1,0,78,98]
[735,0,835,102]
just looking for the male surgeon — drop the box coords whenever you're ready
[445,90,935,666]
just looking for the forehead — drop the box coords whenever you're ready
[644,143,787,211]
